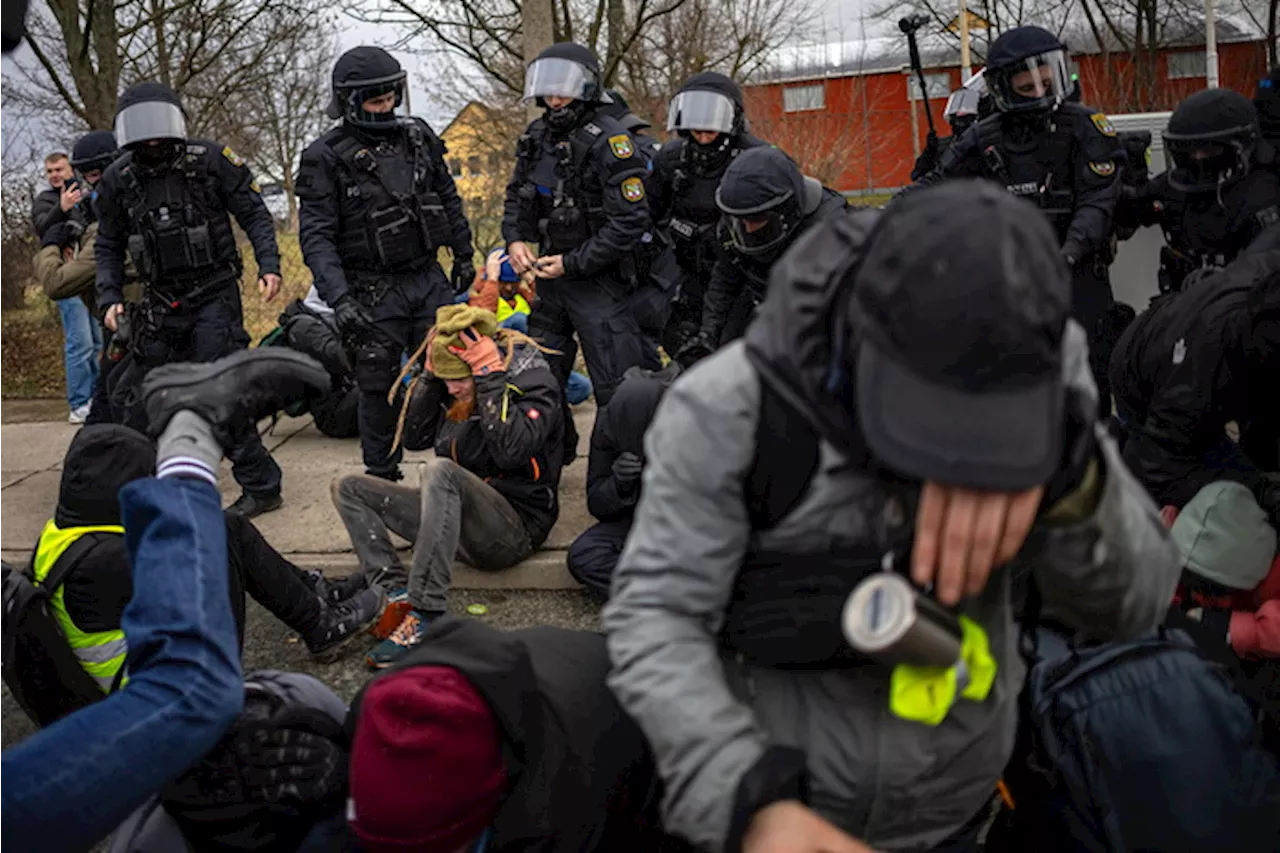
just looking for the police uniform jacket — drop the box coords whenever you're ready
[94,141,279,310]
[296,118,472,307]
[501,109,651,280]
[907,102,1125,262]
[649,134,769,277]
[1110,246,1280,510]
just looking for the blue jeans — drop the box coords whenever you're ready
[57,297,102,409]
[1,477,243,852]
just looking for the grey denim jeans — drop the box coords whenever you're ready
[331,458,534,613]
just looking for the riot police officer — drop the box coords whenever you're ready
[95,82,285,517]
[1121,88,1280,294]
[679,146,847,365]
[600,89,662,158]
[503,42,659,407]
[911,85,982,180]
[903,25,1124,414]
[297,47,474,482]
[649,72,769,356]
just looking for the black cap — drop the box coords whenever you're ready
[853,181,1071,490]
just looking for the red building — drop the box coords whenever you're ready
[744,27,1275,193]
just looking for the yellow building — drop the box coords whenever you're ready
[439,101,525,253]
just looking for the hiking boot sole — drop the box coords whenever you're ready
[308,589,387,663]
[369,597,414,641]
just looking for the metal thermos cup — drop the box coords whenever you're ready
[841,572,963,668]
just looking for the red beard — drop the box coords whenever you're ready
[446,397,475,422]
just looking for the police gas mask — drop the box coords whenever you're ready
[683,132,732,175]
[1166,136,1254,194]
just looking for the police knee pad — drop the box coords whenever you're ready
[354,345,399,395]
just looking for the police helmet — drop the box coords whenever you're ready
[667,71,745,136]
[327,47,407,130]
[984,26,1072,116]
[70,130,119,176]
[716,147,822,262]
[523,43,607,105]
[1163,88,1260,193]
[114,82,187,149]
[943,87,982,135]
[600,89,652,133]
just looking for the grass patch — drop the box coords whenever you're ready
[844,192,895,208]
[2,291,68,399]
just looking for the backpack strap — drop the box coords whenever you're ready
[745,380,821,531]
[38,533,102,599]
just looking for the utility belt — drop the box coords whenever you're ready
[138,263,238,312]
[344,268,406,307]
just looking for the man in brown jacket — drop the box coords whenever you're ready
[33,131,123,425]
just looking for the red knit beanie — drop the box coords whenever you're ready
[349,666,507,852]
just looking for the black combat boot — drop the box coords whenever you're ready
[303,586,386,660]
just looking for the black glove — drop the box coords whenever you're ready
[233,727,348,805]
[333,296,374,337]
[41,221,82,249]
[450,256,476,295]
[612,451,644,492]
[675,332,715,369]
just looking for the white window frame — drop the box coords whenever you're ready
[907,72,951,101]
[783,83,826,113]
[1167,51,1207,80]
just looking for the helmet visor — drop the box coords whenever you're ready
[1166,137,1248,192]
[666,90,736,133]
[944,87,981,120]
[114,101,187,148]
[989,49,1071,113]
[523,58,592,103]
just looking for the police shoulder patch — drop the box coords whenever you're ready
[1090,113,1116,137]
[1088,160,1116,177]
[609,134,634,160]
[621,176,645,202]
[221,146,245,167]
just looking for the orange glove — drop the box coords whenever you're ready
[449,328,504,376]
[468,277,500,314]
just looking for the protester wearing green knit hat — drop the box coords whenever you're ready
[331,302,569,670]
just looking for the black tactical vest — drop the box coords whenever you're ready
[121,149,236,290]
[665,145,731,276]
[517,120,607,253]
[718,371,918,669]
[327,122,451,274]
[978,117,1076,239]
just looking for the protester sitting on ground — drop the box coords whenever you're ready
[262,298,360,439]
[345,617,682,853]
[331,305,565,669]
[1109,224,1280,518]
[568,362,679,600]
[469,248,593,405]
[2,347,332,852]
[20,423,383,703]
[603,182,1181,852]
[1168,480,1280,660]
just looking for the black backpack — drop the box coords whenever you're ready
[2,540,110,728]
[991,596,1280,853]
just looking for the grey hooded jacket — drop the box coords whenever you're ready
[602,210,1182,852]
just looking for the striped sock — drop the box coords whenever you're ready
[157,455,217,487]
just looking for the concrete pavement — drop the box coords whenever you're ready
[1,404,599,588]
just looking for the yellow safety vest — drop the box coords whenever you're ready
[32,520,129,694]
[496,294,531,325]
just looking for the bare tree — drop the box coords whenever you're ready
[243,28,339,230]
[4,0,332,143]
